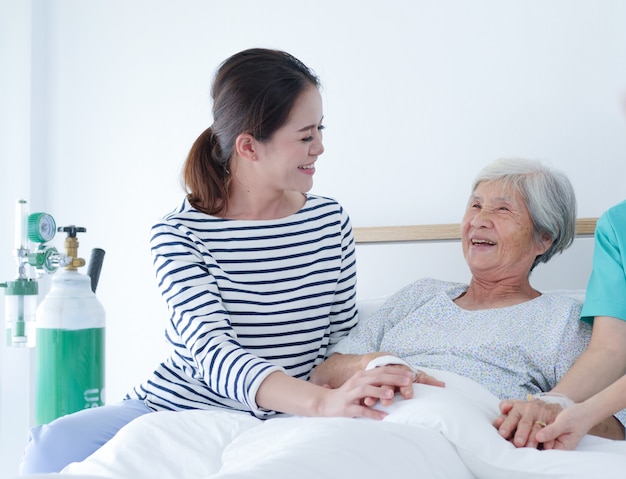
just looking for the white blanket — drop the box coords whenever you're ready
[56,368,626,479]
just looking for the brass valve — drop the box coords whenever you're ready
[58,226,87,271]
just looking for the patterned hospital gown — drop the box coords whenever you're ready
[331,278,591,401]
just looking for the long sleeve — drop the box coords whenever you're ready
[127,195,358,418]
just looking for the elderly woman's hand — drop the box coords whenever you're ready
[362,363,445,407]
[494,398,563,448]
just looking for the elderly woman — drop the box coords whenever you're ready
[311,158,625,437]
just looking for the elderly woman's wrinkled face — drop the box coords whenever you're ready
[460,180,551,281]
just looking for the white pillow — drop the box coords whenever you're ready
[544,288,586,304]
[356,296,387,320]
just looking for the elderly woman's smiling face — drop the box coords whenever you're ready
[460,179,552,281]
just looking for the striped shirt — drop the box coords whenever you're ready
[126,194,358,418]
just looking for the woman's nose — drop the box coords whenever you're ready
[471,209,493,228]
[311,137,324,156]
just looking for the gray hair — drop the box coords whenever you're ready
[471,158,577,271]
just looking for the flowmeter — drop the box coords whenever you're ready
[1,199,69,346]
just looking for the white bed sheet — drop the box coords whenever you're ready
[39,367,626,479]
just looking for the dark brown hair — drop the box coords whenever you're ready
[183,48,320,215]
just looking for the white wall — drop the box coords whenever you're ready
[0,1,36,476]
[1,0,625,474]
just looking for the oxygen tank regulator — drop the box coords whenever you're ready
[0,199,106,425]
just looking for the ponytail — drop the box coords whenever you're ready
[182,127,231,215]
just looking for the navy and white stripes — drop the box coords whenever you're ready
[126,194,358,418]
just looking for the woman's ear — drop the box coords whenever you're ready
[537,233,553,255]
[235,133,258,161]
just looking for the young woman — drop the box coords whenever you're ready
[20,48,420,474]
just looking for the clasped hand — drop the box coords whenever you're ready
[365,365,445,407]
[494,398,562,448]
[329,365,445,420]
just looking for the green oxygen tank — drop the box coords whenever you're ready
[34,226,106,426]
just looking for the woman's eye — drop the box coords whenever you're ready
[318,124,325,132]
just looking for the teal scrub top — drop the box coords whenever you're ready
[581,200,626,323]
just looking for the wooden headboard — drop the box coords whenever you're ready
[354,218,597,244]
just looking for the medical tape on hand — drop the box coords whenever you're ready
[365,355,418,377]
[528,392,574,409]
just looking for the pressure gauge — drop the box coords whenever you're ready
[27,213,57,243]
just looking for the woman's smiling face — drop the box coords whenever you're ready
[460,179,551,281]
[253,85,325,194]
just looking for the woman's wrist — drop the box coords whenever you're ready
[364,354,418,379]
[365,354,414,371]
[361,352,391,370]
[527,392,574,409]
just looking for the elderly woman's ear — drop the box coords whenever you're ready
[537,234,553,255]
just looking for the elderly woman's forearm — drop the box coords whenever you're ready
[584,376,626,440]
[588,415,625,440]
[310,352,382,388]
